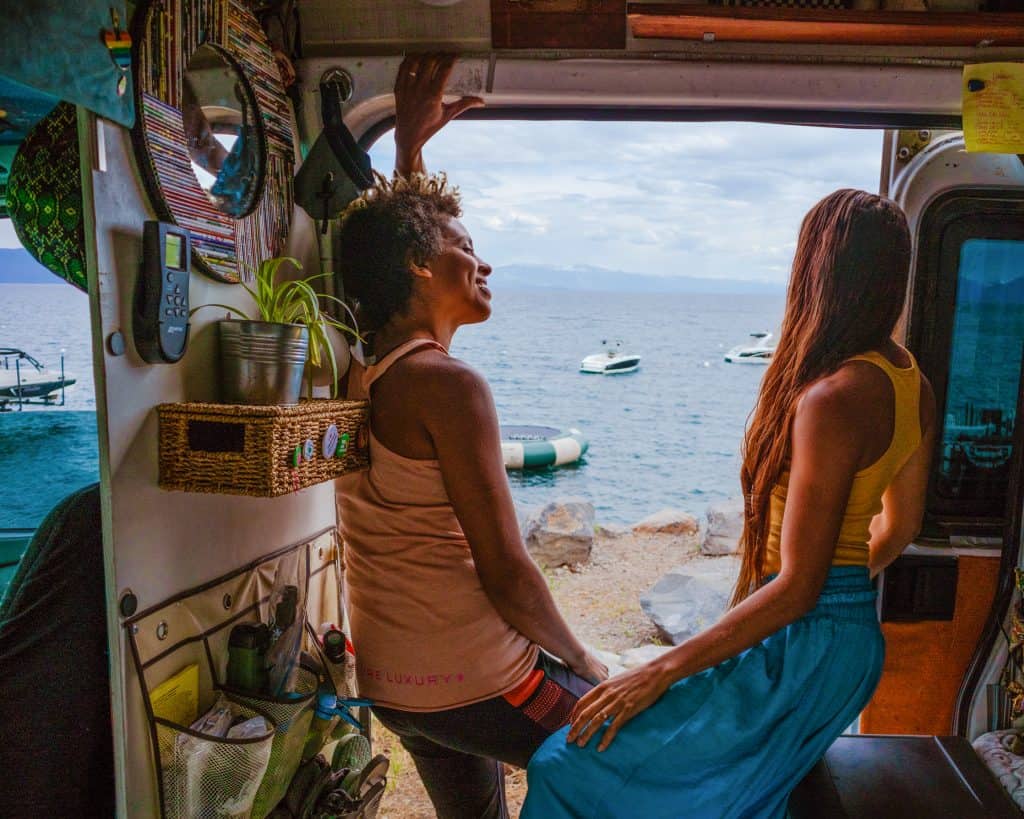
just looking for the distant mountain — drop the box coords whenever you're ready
[493,263,783,294]
[0,248,55,284]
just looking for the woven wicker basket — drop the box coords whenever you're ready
[157,399,369,497]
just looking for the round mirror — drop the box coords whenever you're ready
[181,44,265,218]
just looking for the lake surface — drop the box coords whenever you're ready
[452,288,784,523]
[0,283,785,528]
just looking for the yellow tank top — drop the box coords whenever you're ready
[763,348,922,575]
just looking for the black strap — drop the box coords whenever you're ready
[320,81,373,191]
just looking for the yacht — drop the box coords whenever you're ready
[724,332,776,365]
[580,339,641,375]
[0,348,76,405]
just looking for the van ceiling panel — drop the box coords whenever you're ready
[300,0,491,53]
[322,56,963,141]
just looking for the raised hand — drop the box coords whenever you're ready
[394,54,485,176]
[565,663,671,752]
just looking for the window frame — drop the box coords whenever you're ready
[908,189,1024,533]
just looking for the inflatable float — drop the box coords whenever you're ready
[500,425,589,469]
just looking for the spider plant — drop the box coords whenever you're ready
[192,256,360,397]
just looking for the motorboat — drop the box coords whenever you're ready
[580,339,641,374]
[724,332,776,365]
[0,348,76,405]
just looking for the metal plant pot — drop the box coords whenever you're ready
[219,320,309,405]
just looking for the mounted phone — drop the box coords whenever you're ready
[134,221,191,363]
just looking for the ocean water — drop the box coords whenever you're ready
[0,284,98,529]
[0,284,95,412]
[452,288,785,524]
[0,283,785,528]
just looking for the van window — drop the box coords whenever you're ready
[912,193,1024,526]
[367,120,884,524]
[937,238,1024,511]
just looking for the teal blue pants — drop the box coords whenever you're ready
[522,566,884,819]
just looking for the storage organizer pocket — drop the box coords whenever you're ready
[155,702,275,819]
[228,667,318,819]
[126,529,338,818]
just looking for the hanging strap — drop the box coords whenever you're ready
[361,338,448,392]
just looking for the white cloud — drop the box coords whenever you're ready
[483,210,549,234]
[369,120,883,284]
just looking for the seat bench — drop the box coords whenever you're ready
[788,734,1020,818]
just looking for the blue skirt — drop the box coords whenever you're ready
[522,566,884,819]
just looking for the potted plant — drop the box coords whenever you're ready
[193,256,359,405]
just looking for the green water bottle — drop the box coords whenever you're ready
[226,622,271,693]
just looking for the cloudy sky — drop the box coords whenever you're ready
[1,119,884,286]
[370,120,884,284]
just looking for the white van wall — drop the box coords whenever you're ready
[82,114,334,817]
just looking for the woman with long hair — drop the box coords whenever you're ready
[334,56,606,819]
[521,189,937,818]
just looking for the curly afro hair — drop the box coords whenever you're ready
[337,171,462,330]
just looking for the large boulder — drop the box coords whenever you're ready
[524,498,595,568]
[640,557,740,645]
[632,508,700,538]
[701,497,745,556]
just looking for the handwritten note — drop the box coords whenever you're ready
[963,63,1024,154]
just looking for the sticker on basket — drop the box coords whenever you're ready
[339,432,350,456]
[323,424,339,459]
[291,445,302,468]
[303,439,316,462]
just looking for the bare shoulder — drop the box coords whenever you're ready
[797,367,872,424]
[387,349,489,395]
[378,350,494,430]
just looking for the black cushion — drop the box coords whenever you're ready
[0,483,115,817]
[789,734,1020,818]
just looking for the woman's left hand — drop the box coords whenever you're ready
[565,664,672,752]
[394,54,484,175]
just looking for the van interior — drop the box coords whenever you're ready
[1,1,1024,816]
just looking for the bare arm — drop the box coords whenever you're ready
[868,375,937,577]
[567,379,863,751]
[393,55,484,177]
[423,360,607,683]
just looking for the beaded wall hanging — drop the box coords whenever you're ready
[131,0,294,283]
[7,103,88,292]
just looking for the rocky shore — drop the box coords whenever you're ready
[378,497,746,818]
[521,496,744,664]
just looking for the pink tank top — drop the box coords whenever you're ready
[336,339,539,711]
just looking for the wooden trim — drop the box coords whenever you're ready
[627,7,1024,46]
[492,0,626,49]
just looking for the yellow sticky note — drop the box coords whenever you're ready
[150,663,200,726]
[963,63,1024,154]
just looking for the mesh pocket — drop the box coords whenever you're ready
[229,666,319,818]
[155,701,274,819]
